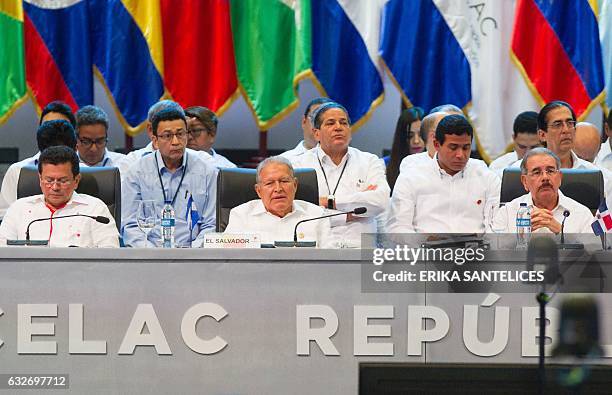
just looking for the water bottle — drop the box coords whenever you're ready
[161,201,175,248]
[516,202,531,249]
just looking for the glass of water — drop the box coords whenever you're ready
[137,200,156,248]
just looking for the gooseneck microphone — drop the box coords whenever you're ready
[25,214,111,242]
[560,210,570,244]
[292,207,367,244]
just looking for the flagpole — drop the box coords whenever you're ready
[189,194,193,248]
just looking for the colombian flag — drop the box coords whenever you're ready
[511,0,605,118]
[89,0,165,134]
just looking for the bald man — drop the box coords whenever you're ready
[574,122,601,163]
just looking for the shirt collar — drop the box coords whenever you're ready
[155,150,187,173]
[78,148,110,167]
[432,153,467,179]
[526,190,569,212]
[316,146,350,167]
[30,191,88,208]
[252,199,306,218]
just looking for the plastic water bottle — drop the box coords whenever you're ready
[516,202,531,249]
[161,201,175,248]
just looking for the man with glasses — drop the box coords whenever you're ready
[121,106,217,247]
[0,146,119,247]
[75,106,126,169]
[184,106,236,168]
[492,148,593,233]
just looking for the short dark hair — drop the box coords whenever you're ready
[37,119,77,152]
[151,108,187,135]
[185,106,218,134]
[76,105,109,134]
[607,110,612,129]
[303,97,333,118]
[311,102,351,129]
[40,101,76,127]
[513,111,539,136]
[537,101,576,131]
[38,146,80,177]
[435,114,473,145]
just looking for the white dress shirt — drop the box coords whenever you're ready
[224,199,333,247]
[0,192,119,247]
[595,139,612,171]
[209,148,237,169]
[292,146,390,247]
[80,148,127,169]
[489,151,518,177]
[399,151,433,172]
[0,152,40,216]
[492,191,593,233]
[387,156,501,233]
[280,140,310,161]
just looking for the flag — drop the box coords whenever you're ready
[24,0,93,113]
[380,0,471,113]
[592,200,612,235]
[230,0,312,129]
[88,0,165,134]
[161,0,238,115]
[0,1,26,125]
[185,194,200,231]
[511,0,605,118]
[600,0,612,109]
[311,0,384,128]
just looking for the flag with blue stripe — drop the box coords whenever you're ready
[186,194,200,231]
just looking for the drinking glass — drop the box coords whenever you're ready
[137,200,156,248]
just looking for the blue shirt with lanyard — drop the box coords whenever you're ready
[121,150,217,247]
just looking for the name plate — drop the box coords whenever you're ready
[203,233,261,248]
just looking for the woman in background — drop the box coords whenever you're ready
[386,106,425,191]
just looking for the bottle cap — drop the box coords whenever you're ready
[519,202,527,207]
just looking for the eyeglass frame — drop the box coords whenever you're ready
[525,167,560,178]
[78,137,108,148]
[187,128,215,138]
[155,130,189,142]
[546,119,577,131]
[40,176,76,188]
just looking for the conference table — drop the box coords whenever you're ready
[1,246,611,394]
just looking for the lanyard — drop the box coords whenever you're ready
[317,152,349,197]
[154,151,188,205]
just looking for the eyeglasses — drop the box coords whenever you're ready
[156,130,188,141]
[188,128,212,138]
[547,120,576,131]
[42,177,73,188]
[78,137,107,148]
[260,178,294,188]
[526,167,560,178]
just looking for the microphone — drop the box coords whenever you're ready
[560,210,569,244]
[24,214,110,243]
[558,209,583,250]
[274,207,367,247]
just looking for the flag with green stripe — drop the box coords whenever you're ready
[0,1,26,125]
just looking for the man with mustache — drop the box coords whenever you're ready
[387,114,500,233]
[291,102,390,247]
[492,148,593,233]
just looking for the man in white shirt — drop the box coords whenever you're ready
[489,111,540,176]
[1,119,78,216]
[0,146,119,247]
[185,106,236,168]
[280,97,333,161]
[225,156,332,247]
[75,105,126,169]
[574,122,601,163]
[292,102,390,247]
[492,148,593,233]
[387,114,500,233]
[595,112,612,170]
